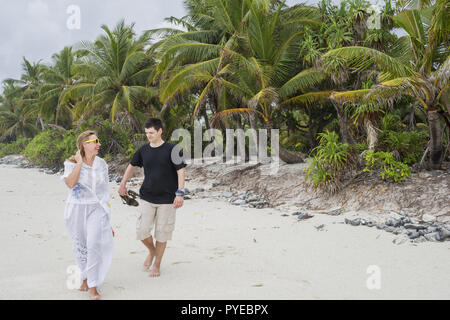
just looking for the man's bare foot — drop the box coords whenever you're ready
[79,280,88,292]
[148,266,160,277]
[143,252,154,271]
[88,287,101,300]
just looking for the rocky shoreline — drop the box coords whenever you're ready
[2,154,449,244]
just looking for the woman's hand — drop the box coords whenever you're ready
[75,150,83,164]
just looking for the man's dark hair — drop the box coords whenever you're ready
[145,118,163,131]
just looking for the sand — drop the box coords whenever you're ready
[0,164,449,300]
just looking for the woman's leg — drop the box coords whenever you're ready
[64,204,88,287]
[85,205,113,292]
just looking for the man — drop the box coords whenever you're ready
[119,118,186,277]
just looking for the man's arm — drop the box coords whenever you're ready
[118,164,136,196]
[173,167,185,209]
[177,167,185,189]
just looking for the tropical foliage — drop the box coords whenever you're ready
[0,0,448,184]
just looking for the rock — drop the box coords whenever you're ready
[407,231,421,239]
[221,192,233,198]
[401,216,411,224]
[194,187,205,193]
[388,212,403,220]
[426,226,439,233]
[184,195,192,200]
[296,212,313,220]
[247,195,260,203]
[438,228,450,240]
[376,224,385,230]
[212,180,222,187]
[385,219,402,227]
[366,221,376,227]
[184,188,190,195]
[404,223,427,230]
[232,199,247,206]
[345,218,361,226]
[328,209,342,216]
[424,232,441,242]
[385,226,396,233]
[421,214,437,223]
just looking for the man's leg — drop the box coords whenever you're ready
[149,241,167,277]
[149,204,176,277]
[136,200,157,271]
[141,236,155,271]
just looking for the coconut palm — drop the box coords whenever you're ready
[0,82,39,139]
[39,46,78,126]
[62,20,158,133]
[155,0,322,163]
[6,57,45,130]
[322,0,449,169]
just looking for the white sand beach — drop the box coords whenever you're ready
[0,164,449,300]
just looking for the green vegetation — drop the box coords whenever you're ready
[0,0,448,188]
[363,151,411,183]
[306,131,356,193]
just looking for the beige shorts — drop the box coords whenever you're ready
[136,200,176,242]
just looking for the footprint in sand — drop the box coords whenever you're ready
[113,286,125,291]
[171,261,192,265]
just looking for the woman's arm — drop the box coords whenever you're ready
[64,162,83,189]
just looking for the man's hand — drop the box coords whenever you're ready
[173,196,184,209]
[118,184,129,197]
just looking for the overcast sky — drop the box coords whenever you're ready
[0,0,381,88]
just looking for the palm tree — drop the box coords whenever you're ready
[155,0,322,163]
[322,0,449,169]
[62,20,158,133]
[0,82,39,139]
[6,57,45,131]
[39,46,78,126]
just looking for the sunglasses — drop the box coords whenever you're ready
[84,138,100,144]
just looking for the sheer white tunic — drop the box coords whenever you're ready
[61,156,113,288]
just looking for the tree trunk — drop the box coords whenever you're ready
[428,109,443,169]
[333,102,356,144]
[39,116,45,131]
[265,121,304,164]
[201,107,210,130]
[365,118,378,151]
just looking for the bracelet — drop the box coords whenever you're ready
[175,188,185,197]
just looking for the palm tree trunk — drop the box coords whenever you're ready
[365,118,378,151]
[333,102,356,144]
[39,116,45,131]
[265,120,304,164]
[428,109,443,169]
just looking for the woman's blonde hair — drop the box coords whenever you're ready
[67,130,97,163]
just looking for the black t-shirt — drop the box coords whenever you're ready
[130,141,187,204]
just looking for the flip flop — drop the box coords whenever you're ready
[120,195,139,206]
[128,190,140,199]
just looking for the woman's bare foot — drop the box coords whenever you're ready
[143,252,154,271]
[148,266,160,277]
[79,280,88,292]
[88,287,101,300]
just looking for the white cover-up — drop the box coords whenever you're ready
[61,156,113,288]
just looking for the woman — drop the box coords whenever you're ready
[61,130,113,300]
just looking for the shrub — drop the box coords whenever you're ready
[306,131,356,193]
[0,136,32,158]
[363,151,411,183]
[24,130,78,167]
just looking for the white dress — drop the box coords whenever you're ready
[61,156,113,288]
